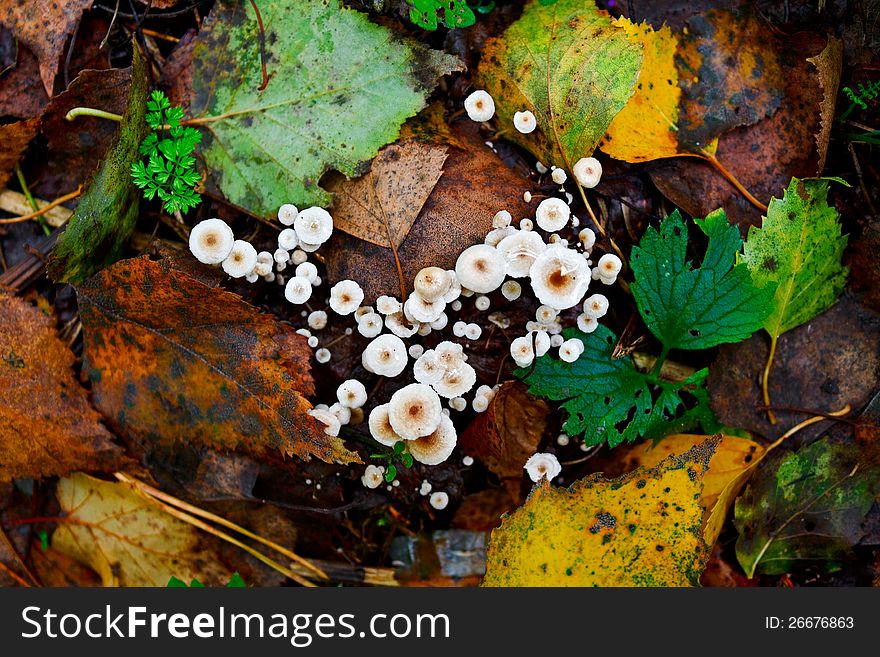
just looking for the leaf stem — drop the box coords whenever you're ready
[649,346,669,383]
[65,107,123,122]
[762,334,778,425]
[696,151,768,212]
[0,186,83,224]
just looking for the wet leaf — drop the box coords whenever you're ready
[47,48,148,284]
[190,0,460,216]
[482,439,718,586]
[734,438,879,577]
[0,35,49,119]
[0,295,126,482]
[327,141,448,249]
[0,117,38,189]
[631,209,775,351]
[76,255,359,465]
[806,37,843,174]
[476,0,642,167]
[52,473,230,587]
[0,0,93,93]
[520,326,718,448]
[458,381,549,480]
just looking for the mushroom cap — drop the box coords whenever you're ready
[307,310,328,330]
[551,168,567,184]
[583,293,609,318]
[493,210,512,229]
[361,464,384,489]
[501,280,522,301]
[404,293,445,323]
[429,491,450,510]
[535,197,571,232]
[559,338,584,363]
[407,415,457,465]
[376,295,402,315]
[278,228,299,251]
[293,206,334,245]
[413,267,451,302]
[597,253,622,278]
[536,305,558,323]
[435,340,466,367]
[510,335,535,367]
[454,244,506,294]
[533,330,551,357]
[577,313,599,333]
[278,203,299,226]
[368,404,402,446]
[329,279,364,315]
[513,110,537,134]
[221,240,258,278]
[579,227,596,250]
[442,271,462,302]
[524,452,562,482]
[430,312,449,330]
[432,361,476,398]
[189,218,235,265]
[464,323,482,340]
[308,407,341,437]
[356,312,383,338]
[387,383,443,440]
[328,402,352,426]
[413,350,445,385]
[529,245,591,310]
[484,226,517,247]
[497,230,546,278]
[474,296,490,311]
[362,334,408,377]
[463,89,495,122]
[295,261,319,283]
[573,157,603,189]
[385,311,419,338]
[284,276,313,304]
[337,379,367,409]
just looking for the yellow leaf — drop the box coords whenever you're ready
[482,438,718,586]
[601,19,681,162]
[621,434,765,546]
[52,473,229,587]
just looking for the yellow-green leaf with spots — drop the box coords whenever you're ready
[482,438,718,586]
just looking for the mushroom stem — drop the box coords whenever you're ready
[762,334,778,425]
[64,107,123,122]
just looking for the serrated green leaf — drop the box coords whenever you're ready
[47,46,149,284]
[519,326,718,448]
[476,0,642,168]
[734,438,878,578]
[741,178,849,339]
[189,0,460,216]
[631,209,775,353]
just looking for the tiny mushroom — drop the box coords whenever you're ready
[362,334,408,377]
[376,295,402,315]
[535,197,571,232]
[413,267,452,302]
[357,312,383,338]
[529,245,591,309]
[294,206,334,245]
[407,415,457,465]
[337,379,367,409]
[464,90,495,122]
[524,453,562,482]
[572,157,602,188]
[329,279,364,315]
[361,464,384,489]
[387,383,443,440]
[278,228,299,251]
[513,110,537,134]
[455,244,506,294]
[510,335,535,367]
[277,203,299,226]
[413,350,445,386]
[596,253,622,280]
[583,293,609,318]
[221,240,258,278]
[189,218,235,264]
[307,310,328,330]
[284,276,313,304]
[368,404,402,446]
[497,230,546,278]
[429,491,449,510]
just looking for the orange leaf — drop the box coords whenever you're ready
[0,294,126,482]
[76,256,359,465]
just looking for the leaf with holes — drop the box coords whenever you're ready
[189,0,460,216]
[631,209,775,354]
[476,0,642,168]
[519,326,719,448]
[482,439,718,586]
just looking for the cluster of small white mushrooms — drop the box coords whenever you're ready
[186,89,620,501]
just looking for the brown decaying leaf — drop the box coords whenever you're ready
[0,34,49,119]
[650,32,826,229]
[0,117,38,189]
[0,294,126,482]
[325,126,531,301]
[76,256,359,465]
[0,0,94,94]
[709,296,880,440]
[806,36,843,174]
[451,489,516,532]
[39,67,132,196]
[459,381,549,481]
[328,142,448,250]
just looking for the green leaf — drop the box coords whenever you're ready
[519,326,719,448]
[407,0,476,30]
[189,0,461,216]
[741,178,849,339]
[47,45,149,284]
[631,209,775,353]
[734,438,879,578]
[476,0,642,168]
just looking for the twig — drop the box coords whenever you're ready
[692,151,768,212]
[0,187,82,225]
[65,107,122,122]
[765,404,851,452]
[249,0,270,91]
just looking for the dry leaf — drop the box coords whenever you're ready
[76,256,359,465]
[0,294,126,482]
[0,117,38,189]
[459,381,549,480]
[0,37,48,119]
[807,36,843,174]
[0,0,93,94]
[328,141,448,249]
[52,473,231,586]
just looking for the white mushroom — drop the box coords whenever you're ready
[432,361,477,398]
[356,312,383,338]
[221,240,258,278]
[524,452,561,482]
[497,230,546,278]
[362,334,408,377]
[463,90,495,122]
[501,280,522,301]
[337,379,367,409]
[533,330,551,357]
[413,267,451,302]
[315,348,331,363]
[455,244,506,294]
[329,280,364,315]
[307,310,328,330]
[529,245,591,310]
[474,295,490,311]
[368,404,402,447]
[284,276,313,304]
[579,227,596,250]
[492,210,512,229]
[583,293,609,319]
[464,323,482,340]
[442,272,462,302]
[572,157,602,188]
[404,293,445,323]
[277,203,299,226]
[429,491,449,510]
[385,311,419,338]
[513,110,537,134]
[596,253,622,280]
[510,335,535,367]
[407,415,457,465]
[535,197,571,232]
[308,407,341,437]
[189,218,235,264]
[278,228,299,251]
[293,206,333,245]
[295,261,319,284]
[551,168,567,185]
[413,350,445,386]
[376,295,402,315]
[328,402,351,426]
[536,305,558,323]
[361,464,384,489]
[559,337,584,363]
[387,383,443,440]
[577,314,599,333]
